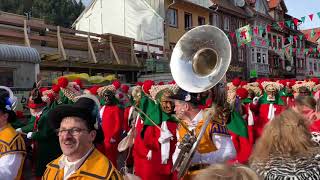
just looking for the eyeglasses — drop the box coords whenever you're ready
[56,127,89,136]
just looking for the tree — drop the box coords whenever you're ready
[0,0,85,28]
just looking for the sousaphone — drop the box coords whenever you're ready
[170,25,231,178]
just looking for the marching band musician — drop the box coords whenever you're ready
[132,80,178,180]
[0,87,26,179]
[17,86,61,179]
[171,88,236,179]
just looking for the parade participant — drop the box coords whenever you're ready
[53,77,82,107]
[293,96,320,145]
[254,81,284,138]
[138,84,179,180]
[132,80,179,180]
[0,87,26,179]
[171,88,236,179]
[313,83,320,101]
[242,82,261,144]
[98,84,124,167]
[197,89,213,110]
[292,81,315,98]
[17,86,61,179]
[43,95,123,179]
[250,109,320,179]
[227,87,253,164]
[120,84,132,133]
[279,80,295,107]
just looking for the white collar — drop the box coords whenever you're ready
[33,109,44,117]
[189,110,203,129]
[59,146,94,170]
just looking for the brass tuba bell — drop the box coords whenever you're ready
[170,25,232,178]
[170,25,231,93]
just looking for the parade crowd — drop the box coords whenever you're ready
[1,76,320,180]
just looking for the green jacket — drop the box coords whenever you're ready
[22,106,62,176]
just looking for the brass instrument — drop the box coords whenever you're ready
[170,25,231,178]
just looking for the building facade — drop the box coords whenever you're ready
[209,0,249,80]
[244,0,273,79]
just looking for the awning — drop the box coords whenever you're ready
[0,44,41,63]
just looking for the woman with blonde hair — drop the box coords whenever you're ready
[194,163,260,180]
[293,96,320,145]
[250,109,320,179]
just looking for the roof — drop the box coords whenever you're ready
[268,0,288,12]
[179,0,213,12]
[242,0,274,21]
[72,0,98,28]
[268,0,280,9]
[0,44,41,63]
[210,0,249,17]
[301,28,320,44]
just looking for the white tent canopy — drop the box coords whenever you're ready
[73,0,164,53]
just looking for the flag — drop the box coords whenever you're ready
[236,25,252,46]
[266,24,271,32]
[227,111,248,137]
[311,29,315,38]
[293,18,299,26]
[309,14,314,21]
[285,20,291,27]
[230,32,235,39]
[301,16,306,23]
[299,35,304,40]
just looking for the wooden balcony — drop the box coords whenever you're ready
[251,63,270,75]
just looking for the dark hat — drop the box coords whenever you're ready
[27,88,46,109]
[48,94,100,130]
[169,88,199,105]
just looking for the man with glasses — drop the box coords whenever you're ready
[43,95,122,180]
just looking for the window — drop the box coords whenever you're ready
[211,13,220,27]
[184,12,192,30]
[314,62,317,72]
[251,48,255,63]
[274,12,278,21]
[278,36,282,49]
[257,52,261,63]
[238,20,243,28]
[238,48,244,62]
[198,16,205,26]
[268,33,272,47]
[262,28,266,38]
[274,57,280,68]
[168,8,178,27]
[273,35,277,48]
[262,53,266,64]
[0,69,14,87]
[169,43,176,50]
[309,62,313,70]
[223,16,230,31]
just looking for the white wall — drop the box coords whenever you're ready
[74,0,164,52]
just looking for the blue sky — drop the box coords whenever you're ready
[81,0,91,6]
[284,0,320,30]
